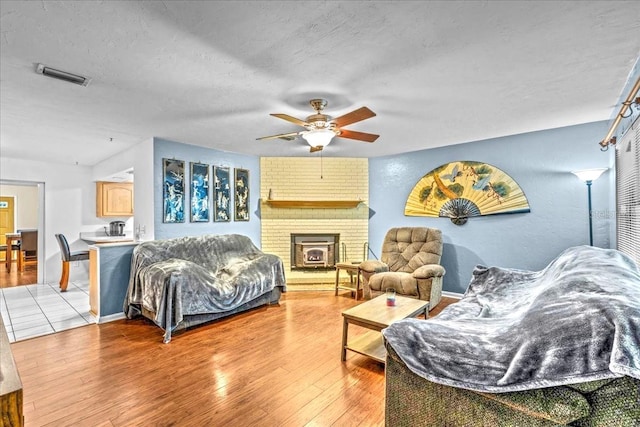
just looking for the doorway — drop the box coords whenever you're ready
[0,196,16,255]
[0,179,95,343]
[0,180,45,287]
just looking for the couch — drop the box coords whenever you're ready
[383,246,640,426]
[386,346,639,426]
[360,227,445,310]
[124,234,286,342]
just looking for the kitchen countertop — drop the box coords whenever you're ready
[87,241,140,249]
[85,237,135,244]
[80,232,135,244]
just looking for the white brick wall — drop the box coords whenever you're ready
[260,157,369,283]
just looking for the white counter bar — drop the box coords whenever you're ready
[88,241,140,323]
[87,241,138,248]
[80,231,135,244]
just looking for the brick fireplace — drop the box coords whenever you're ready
[260,157,369,284]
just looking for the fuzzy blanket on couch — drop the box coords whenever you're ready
[382,246,640,393]
[124,234,286,342]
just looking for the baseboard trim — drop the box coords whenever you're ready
[442,291,464,299]
[97,312,126,324]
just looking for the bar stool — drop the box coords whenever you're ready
[54,234,89,291]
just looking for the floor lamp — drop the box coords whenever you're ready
[571,168,608,246]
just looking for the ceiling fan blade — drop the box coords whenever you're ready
[332,107,376,127]
[271,113,309,127]
[256,132,299,141]
[338,129,379,143]
[310,145,324,153]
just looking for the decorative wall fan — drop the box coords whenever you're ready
[404,161,530,225]
[256,99,379,152]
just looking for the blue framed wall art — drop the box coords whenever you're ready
[234,168,250,221]
[163,158,185,223]
[214,166,231,222]
[190,162,210,222]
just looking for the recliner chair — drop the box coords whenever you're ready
[360,227,445,310]
[55,234,89,291]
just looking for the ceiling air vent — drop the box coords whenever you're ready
[35,63,91,87]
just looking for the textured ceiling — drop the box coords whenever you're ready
[1,1,639,166]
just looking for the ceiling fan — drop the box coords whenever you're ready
[256,99,379,153]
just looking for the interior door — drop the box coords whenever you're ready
[0,196,16,261]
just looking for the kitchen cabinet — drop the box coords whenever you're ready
[96,182,133,217]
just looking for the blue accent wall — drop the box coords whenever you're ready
[369,121,614,294]
[99,244,136,317]
[153,138,261,244]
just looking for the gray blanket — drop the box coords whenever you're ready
[383,246,640,393]
[124,234,286,338]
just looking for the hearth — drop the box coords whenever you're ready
[291,234,339,270]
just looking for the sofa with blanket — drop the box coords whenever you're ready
[124,234,286,343]
[383,246,640,426]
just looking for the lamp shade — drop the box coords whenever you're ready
[571,168,608,182]
[302,129,335,147]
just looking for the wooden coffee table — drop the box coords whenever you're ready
[341,294,429,363]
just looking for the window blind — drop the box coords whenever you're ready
[616,116,640,266]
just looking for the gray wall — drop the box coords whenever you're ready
[368,121,614,294]
[153,138,261,244]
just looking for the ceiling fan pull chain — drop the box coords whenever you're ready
[320,151,323,179]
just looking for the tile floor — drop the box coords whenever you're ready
[1,281,95,343]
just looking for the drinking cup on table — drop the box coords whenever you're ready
[386,288,396,306]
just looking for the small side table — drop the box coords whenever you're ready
[335,262,362,300]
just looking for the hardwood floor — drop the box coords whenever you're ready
[0,263,37,288]
[9,291,456,427]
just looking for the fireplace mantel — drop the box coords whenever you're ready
[264,200,362,209]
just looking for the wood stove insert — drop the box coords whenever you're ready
[291,233,339,270]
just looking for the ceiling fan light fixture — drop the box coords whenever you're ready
[35,63,91,87]
[302,129,335,147]
[258,98,377,150]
